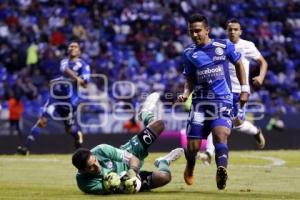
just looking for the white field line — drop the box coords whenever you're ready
[198,155,296,169]
[227,155,289,169]
[0,155,296,170]
[241,155,286,167]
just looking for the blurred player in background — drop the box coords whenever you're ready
[178,14,248,190]
[122,114,142,134]
[198,18,268,165]
[17,41,90,155]
[9,92,24,138]
[72,93,184,194]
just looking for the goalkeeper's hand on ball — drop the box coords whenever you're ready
[119,169,141,194]
[103,172,121,193]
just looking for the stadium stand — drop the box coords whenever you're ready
[0,0,299,133]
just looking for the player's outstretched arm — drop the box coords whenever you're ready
[252,55,268,87]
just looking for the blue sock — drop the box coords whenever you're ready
[25,126,41,148]
[214,143,229,168]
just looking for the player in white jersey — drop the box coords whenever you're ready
[198,18,268,165]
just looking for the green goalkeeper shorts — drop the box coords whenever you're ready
[119,126,160,161]
[120,134,148,161]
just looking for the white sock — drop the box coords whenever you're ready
[234,121,258,135]
[206,133,215,156]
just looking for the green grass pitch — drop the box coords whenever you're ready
[0,150,299,200]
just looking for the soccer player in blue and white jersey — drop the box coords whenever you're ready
[17,41,90,155]
[198,18,268,165]
[177,14,249,190]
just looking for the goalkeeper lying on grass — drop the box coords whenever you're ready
[72,93,184,194]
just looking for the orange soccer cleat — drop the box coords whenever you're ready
[184,165,195,185]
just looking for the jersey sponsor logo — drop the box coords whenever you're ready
[196,65,224,84]
[215,47,224,55]
[213,56,226,61]
[197,65,223,76]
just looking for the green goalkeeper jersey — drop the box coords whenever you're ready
[76,136,148,194]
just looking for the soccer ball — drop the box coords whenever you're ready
[119,171,142,194]
[103,172,121,192]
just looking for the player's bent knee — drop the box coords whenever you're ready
[148,120,165,135]
[165,173,172,184]
[157,172,171,186]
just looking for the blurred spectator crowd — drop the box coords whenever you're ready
[0,0,300,116]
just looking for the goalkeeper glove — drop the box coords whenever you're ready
[120,169,141,194]
[122,177,140,194]
[126,169,137,179]
[103,172,121,193]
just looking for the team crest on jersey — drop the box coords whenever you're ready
[106,161,113,169]
[215,47,224,56]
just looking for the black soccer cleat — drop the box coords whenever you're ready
[216,166,228,190]
[17,146,29,155]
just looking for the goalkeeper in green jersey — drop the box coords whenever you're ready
[72,93,184,195]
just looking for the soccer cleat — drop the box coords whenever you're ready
[154,148,184,167]
[74,131,84,149]
[17,146,29,155]
[216,166,228,190]
[184,165,195,185]
[138,92,161,121]
[254,128,265,149]
[196,151,212,166]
